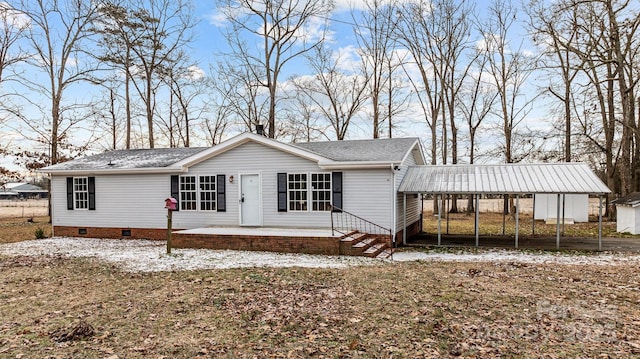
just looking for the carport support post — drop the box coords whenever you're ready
[562,194,566,235]
[515,195,519,249]
[437,194,442,246]
[598,195,603,251]
[475,194,479,247]
[556,193,561,250]
[532,195,536,235]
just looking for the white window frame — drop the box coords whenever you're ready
[310,172,332,212]
[179,176,197,211]
[73,177,89,210]
[287,173,308,211]
[199,175,217,211]
[287,172,332,212]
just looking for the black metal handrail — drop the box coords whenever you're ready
[329,205,393,246]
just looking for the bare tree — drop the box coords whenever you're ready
[212,60,265,133]
[397,0,443,165]
[97,0,195,148]
[89,76,126,150]
[0,2,29,174]
[526,1,584,163]
[459,49,497,212]
[293,46,369,140]
[352,0,400,138]
[156,58,207,148]
[527,0,640,214]
[129,0,195,148]
[217,0,333,138]
[479,0,537,164]
[94,0,145,149]
[0,3,28,86]
[18,0,101,165]
[282,87,329,142]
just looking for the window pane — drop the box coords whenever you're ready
[73,177,89,209]
[311,172,331,212]
[180,176,197,211]
[198,175,216,211]
[287,173,308,211]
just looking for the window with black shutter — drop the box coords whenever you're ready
[277,173,287,212]
[331,172,343,212]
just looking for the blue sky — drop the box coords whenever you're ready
[1,0,552,175]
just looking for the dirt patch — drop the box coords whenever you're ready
[0,256,638,357]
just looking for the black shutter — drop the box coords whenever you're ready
[170,175,180,211]
[66,177,74,210]
[332,172,343,212]
[216,174,226,212]
[88,177,96,210]
[277,172,287,212]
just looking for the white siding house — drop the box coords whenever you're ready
[41,133,425,250]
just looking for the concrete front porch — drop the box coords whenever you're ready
[172,226,392,257]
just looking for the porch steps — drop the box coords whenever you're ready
[363,243,387,257]
[340,231,368,244]
[376,248,393,259]
[353,237,376,249]
[339,231,393,258]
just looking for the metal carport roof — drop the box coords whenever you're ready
[397,162,611,250]
[398,163,611,195]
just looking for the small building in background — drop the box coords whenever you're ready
[0,183,48,199]
[612,193,640,234]
[534,194,589,223]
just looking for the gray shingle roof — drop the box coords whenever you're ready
[399,163,611,195]
[43,147,208,171]
[41,135,421,173]
[293,137,419,162]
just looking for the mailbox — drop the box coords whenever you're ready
[165,197,178,210]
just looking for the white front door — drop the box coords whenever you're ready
[240,174,261,226]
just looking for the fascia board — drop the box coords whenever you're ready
[400,139,426,166]
[174,132,330,168]
[39,167,187,176]
[319,161,396,170]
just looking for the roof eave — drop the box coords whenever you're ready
[400,139,426,165]
[175,132,331,168]
[319,161,397,170]
[39,166,186,176]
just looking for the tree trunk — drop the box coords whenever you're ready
[146,77,155,148]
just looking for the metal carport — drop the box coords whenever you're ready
[398,163,612,250]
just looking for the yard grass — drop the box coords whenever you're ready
[422,211,624,238]
[1,255,639,357]
[2,216,640,357]
[0,216,51,244]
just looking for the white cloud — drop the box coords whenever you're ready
[334,45,361,72]
[334,0,368,12]
[0,2,30,30]
[185,65,205,81]
[207,9,229,27]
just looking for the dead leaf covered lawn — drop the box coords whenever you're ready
[1,254,639,358]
